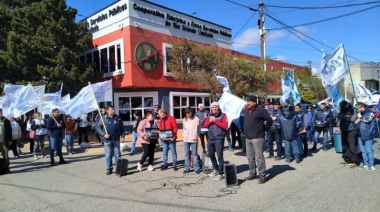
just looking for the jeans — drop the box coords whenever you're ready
[306,128,313,142]
[184,142,200,172]
[246,138,266,179]
[34,135,46,157]
[358,138,374,167]
[162,140,177,167]
[207,139,224,175]
[49,136,64,163]
[267,130,282,156]
[284,139,300,160]
[314,127,328,148]
[328,126,334,143]
[0,142,10,166]
[131,132,138,154]
[104,139,121,171]
[65,133,75,154]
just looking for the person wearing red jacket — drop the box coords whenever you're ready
[203,101,228,182]
[158,109,178,171]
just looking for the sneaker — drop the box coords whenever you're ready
[195,170,201,174]
[161,165,168,171]
[358,165,368,170]
[209,170,218,176]
[274,156,281,161]
[34,155,38,160]
[245,175,258,181]
[183,170,190,174]
[258,178,266,184]
[323,148,328,151]
[228,148,234,152]
[173,166,178,171]
[129,153,134,156]
[285,159,291,163]
[69,153,73,155]
[14,156,20,159]
[295,159,301,163]
[266,154,274,159]
[214,174,224,181]
[147,165,155,171]
[59,160,69,164]
[137,163,142,172]
[367,166,376,171]
[106,170,112,175]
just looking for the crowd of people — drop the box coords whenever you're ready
[0,96,377,179]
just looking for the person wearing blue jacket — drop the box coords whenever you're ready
[46,109,67,166]
[312,102,332,151]
[266,101,282,160]
[305,105,314,145]
[276,106,301,163]
[356,102,378,171]
[295,104,309,157]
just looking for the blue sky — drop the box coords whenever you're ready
[67,0,380,69]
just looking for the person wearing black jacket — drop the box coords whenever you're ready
[95,105,125,175]
[243,95,273,184]
[0,108,12,173]
[46,109,67,166]
[266,101,282,160]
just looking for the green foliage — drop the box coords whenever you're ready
[296,67,327,103]
[0,0,98,95]
[167,38,280,99]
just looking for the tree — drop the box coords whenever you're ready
[296,67,327,103]
[0,0,98,95]
[166,38,280,99]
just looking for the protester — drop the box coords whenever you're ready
[306,105,314,145]
[95,107,107,144]
[65,115,76,155]
[95,105,125,175]
[77,114,90,147]
[31,112,48,159]
[25,113,35,153]
[153,104,162,146]
[325,102,336,146]
[266,100,282,160]
[195,103,209,153]
[158,109,178,171]
[230,117,242,149]
[0,108,12,173]
[337,101,359,167]
[243,95,273,184]
[277,106,301,163]
[182,107,201,174]
[130,111,142,156]
[295,104,309,157]
[204,101,228,181]
[313,102,332,151]
[9,117,21,158]
[136,111,158,172]
[46,109,68,166]
[356,102,377,171]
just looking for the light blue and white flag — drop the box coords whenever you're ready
[91,80,112,102]
[353,80,372,104]
[215,71,231,93]
[320,44,349,86]
[281,76,292,105]
[287,76,301,105]
[281,75,300,105]
[218,92,246,127]
[323,81,341,107]
[63,85,98,119]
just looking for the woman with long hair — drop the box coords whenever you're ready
[136,111,158,172]
[31,112,48,159]
[182,107,201,174]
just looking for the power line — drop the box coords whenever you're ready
[232,9,258,40]
[267,3,380,31]
[265,0,380,9]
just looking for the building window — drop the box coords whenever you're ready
[114,92,158,125]
[80,38,124,77]
[163,43,174,76]
[283,67,294,79]
[170,92,211,120]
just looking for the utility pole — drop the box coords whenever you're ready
[259,1,266,72]
[258,1,267,99]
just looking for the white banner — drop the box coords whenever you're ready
[218,92,246,127]
[353,80,372,104]
[63,85,98,119]
[320,44,349,86]
[91,80,112,102]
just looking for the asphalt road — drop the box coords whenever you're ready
[1,139,379,212]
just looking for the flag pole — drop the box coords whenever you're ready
[88,82,108,135]
[342,44,358,104]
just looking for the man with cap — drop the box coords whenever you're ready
[203,101,228,181]
[195,103,209,153]
[243,95,273,184]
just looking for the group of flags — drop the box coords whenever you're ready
[0,80,112,119]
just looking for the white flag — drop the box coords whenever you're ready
[218,92,246,127]
[91,80,112,102]
[63,85,98,119]
[4,84,23,95]
[10,84,41,117]
[353,80,372,104]
[320,44,349,86]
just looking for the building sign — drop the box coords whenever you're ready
[87,3,128,33]
[132,2,232,39]
[134,42,159,72]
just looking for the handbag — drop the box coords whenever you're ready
[29,130,36,139]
